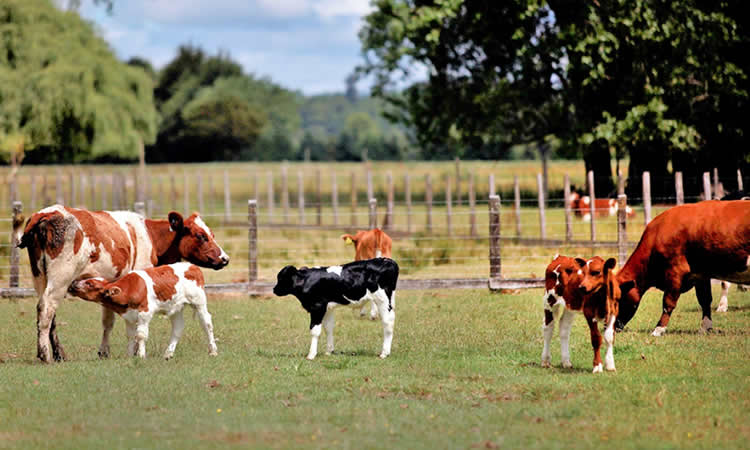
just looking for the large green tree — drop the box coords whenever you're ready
[0,0,158,164]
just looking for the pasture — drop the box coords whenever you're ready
[1,285,749,449]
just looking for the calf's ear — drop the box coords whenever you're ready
[168,212,184,233]
[574,257,587,268]
[105,286,122,298]
[604,258,617,271]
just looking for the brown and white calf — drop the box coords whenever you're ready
[69,262,217,359]
[542,255,620,373]
[341,228,393,319]
[616,200,750,336]
[569,190,634,222]
[17,205,229,363]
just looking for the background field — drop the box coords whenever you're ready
[1,284,748,449]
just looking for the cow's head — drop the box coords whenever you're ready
[577,257,617,296]
[615,278,639,330]
[545,254,583,296]
[273,265,301,297]
[169,212,229,270]
[68,277,110,302]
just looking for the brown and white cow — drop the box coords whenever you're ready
[616,200,750,336]
[17,205,229,363]
[68,262,217,359]
[569,190,635,222]
[341,228,393,319]
[542,255,620,373]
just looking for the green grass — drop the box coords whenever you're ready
[1,285,749,449]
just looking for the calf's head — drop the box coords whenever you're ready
[169,212,229,270]
[576,257,617,296]
[273,265,301,297]
[69,278,120,303]
[546,255,583,295]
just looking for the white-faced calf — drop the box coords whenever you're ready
[273,258,399,360]
[68,262,218,359]
[542,255,620,373]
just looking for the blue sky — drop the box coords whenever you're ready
[78,0,374,95]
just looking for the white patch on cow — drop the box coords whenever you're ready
[582,212,591,222]
[582,196,591,206]
[592,363,603,374]
[577,269,583,275]
[651,326,667,337]
[625,206,633,215]
[327,266,343,276]
[552,253,559,261]
[604,316,616,371]
[376,249,382,258]
[195,216,228,261]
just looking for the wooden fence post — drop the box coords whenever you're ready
[10,201,22,288]
[385,172,394,231]
[316,169,322,226]
[197,172,204,213]
[426,174,433,233]
[350,172,357,227]
[297,171,305,225]
[703,171,712,200]
[587,170,596,241]
[469,173,477,238]
[282,165,290,224]
[224,169,231,223]
[248,200,257,283]
[738,169,744,191]
[369,198,377,229]
[332,172,339,226]
[90,170,97,210]
[489,174,496,196]
[69,171,76,207]
[367,169,373,202]
[489,195,501,281]
[134,201,145,216]
[454,156,462,207]
[514,175,521,237]
[42,173,50,207]
[446,176,452,236]
[99,174,107,210]
[112,173,119,209]
[642,171,652,225]
[564,174,573,242]
[405,173,412,233]
[30,173,37,211]
[537,173,546,240]
[675,171,684,205]
[265,171,274,220]
[617,194,628,268]
[183,170,189,214]
[713,168,724,199]
[56,169,64,205]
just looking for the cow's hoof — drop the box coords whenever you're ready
[716,305,728,313]
[378,353,389,359]
[541,360,551,368]
[164,352,174,360]
[651,326,667,337]
[562,360,573,369]
[306,355,316,361]
[700,317,713,334]
[605,365,616,372]
[592,363,603,373]
[98,348,110,359]
[209,349,218,356]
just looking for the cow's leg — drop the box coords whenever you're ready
[541,308,557,368]
[652,289,681,336]
[717,281,730,313]
[49,315,66,362]
[323,309,336,355]
[558,308,576,368]
[695,279,714,333]
[135,317,150,358]
[586,315,603,373]
[193,304,218,356]
[306,309,325,360]
[98,307,116,358]
[369,300,378,320]
[376,290,396,359]
[603,315,616,372]
[126,321,137,356]
[37,286,67,363]
[164,309,186,360]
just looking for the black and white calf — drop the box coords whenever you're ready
[273,258,399,360]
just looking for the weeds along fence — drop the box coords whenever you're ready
[1,162,746,297]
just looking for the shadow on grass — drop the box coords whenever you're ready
[522,361,591,374]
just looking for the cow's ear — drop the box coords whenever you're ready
[604,258,617,271]
[574,258,587,268]
[106,286,122,298]
[168,212,184,233]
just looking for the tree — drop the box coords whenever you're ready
[0,0,158,165]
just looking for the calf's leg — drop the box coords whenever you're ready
[558,308,576,368]
[126,321,137,356]
[695,279,713,333]
[306,310,325,360]
[603,315,616,372]
[193,304,218,356]
[717,281,730,313]
[98,307,116,358]
[164,309,186,360]
[376,290,395,359]
[541,308,557,368]
[323,310,335,355]
[586,315,603,373]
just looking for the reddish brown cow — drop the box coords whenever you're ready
[542,255,620,373]
[17,205,229,363]
[569,191,635,221]
[341,228,393,319]
[616,200,750,336]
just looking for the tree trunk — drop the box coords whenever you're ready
[583,139,615,197]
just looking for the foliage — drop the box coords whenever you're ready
[0,0,158,163]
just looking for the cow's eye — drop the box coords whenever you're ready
[197,233,207,242]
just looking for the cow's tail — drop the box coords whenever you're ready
[17,212,68,269]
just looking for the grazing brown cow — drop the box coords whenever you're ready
[17,205,229,363]
[341,228,393,319]
[542,255,620,373]
[569,190,635,221]
[616,200,750,336]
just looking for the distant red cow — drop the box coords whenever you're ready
[616,200,750,336]
[569,190,635,221]
[341,228,393,319]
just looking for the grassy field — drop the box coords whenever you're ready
[1,285,748,449]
